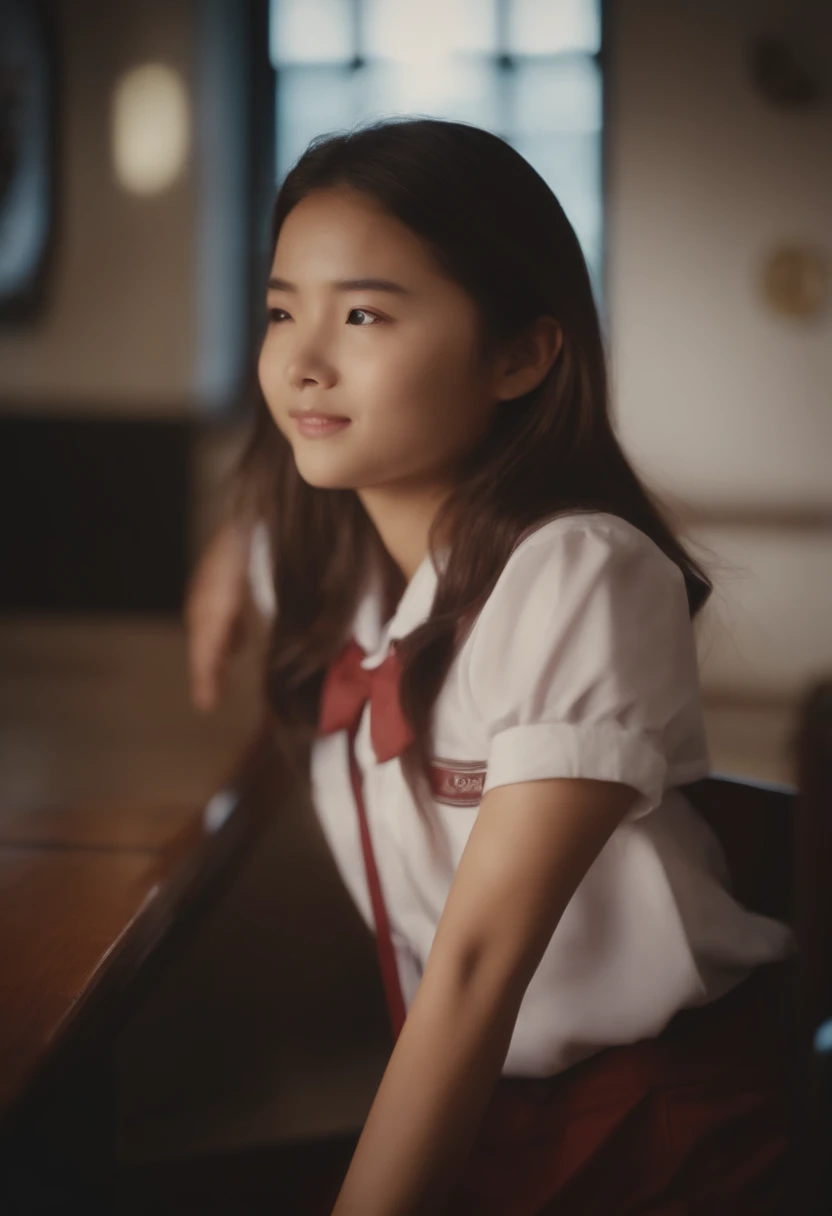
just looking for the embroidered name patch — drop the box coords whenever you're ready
[429,758,487,808]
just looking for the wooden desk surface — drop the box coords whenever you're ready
[0,616,271,1122]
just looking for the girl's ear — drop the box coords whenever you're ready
[494,316,563,402]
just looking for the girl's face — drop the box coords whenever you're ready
[258,186,502,496]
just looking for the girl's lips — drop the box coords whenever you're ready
[293,415,352,438]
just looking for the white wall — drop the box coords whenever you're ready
[606,0,832,700]
[0,0,248,415]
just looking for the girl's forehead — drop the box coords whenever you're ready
[273,189,437,278]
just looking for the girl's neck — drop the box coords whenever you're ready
[357,482,452,583]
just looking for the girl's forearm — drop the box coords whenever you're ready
[330,957,524,1216]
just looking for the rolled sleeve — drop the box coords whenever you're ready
[467,516,708,823]
[483,722,668,821]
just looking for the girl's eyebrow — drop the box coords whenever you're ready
[267,276,411,295]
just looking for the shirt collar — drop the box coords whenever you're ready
[354,547,446,670]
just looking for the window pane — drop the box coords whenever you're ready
[276,64,358,177]
[370,58,502,128]
[508,55,601,136]
[364,0,498,61]
[277,59,504,179]
[508,0,601,56]
[270,0,353,66]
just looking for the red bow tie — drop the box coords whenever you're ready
[317,638,415,761]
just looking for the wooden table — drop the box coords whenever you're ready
[0,616,273,1126]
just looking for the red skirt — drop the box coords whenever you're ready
[445,961,795,1215]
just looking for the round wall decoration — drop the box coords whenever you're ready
[759,244,829,320]
[0,0,55,323]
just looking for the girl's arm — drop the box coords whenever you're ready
[330,775,639,1216]
[185,516,256,711]
[185,513,275,711]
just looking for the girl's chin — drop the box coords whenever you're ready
[293,460,362,491]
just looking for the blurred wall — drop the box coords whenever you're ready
[0,0,249,415]
[606,0,832,705]
[0,0,260,612]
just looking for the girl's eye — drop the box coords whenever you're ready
[266,306,382,325]
[347,308,381,326]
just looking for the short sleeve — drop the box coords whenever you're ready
[466,517,710,823]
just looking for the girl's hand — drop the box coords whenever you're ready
[185,518,256,712]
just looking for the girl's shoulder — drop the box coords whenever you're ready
[460,509,691,660]
[459,509,704,750]
[509,510,681,580]
[507,510,709,618]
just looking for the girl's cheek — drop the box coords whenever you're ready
[257,340,269,387]
[258,341,279,400]
[257,354,282,429]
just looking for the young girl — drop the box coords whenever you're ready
[187,117,796,1214]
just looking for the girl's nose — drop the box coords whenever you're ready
[285,342,338,391]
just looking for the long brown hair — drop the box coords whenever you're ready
[239,116,715,824]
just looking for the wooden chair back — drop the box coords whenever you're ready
[682,679,832,1213]
[681,771,795,925]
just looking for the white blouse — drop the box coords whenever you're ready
[251,511,795,1078]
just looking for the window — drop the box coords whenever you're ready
[269,0,603,293]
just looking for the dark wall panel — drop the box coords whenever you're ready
[0,417,191,613]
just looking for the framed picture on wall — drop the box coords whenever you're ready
[0,0,56,324]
